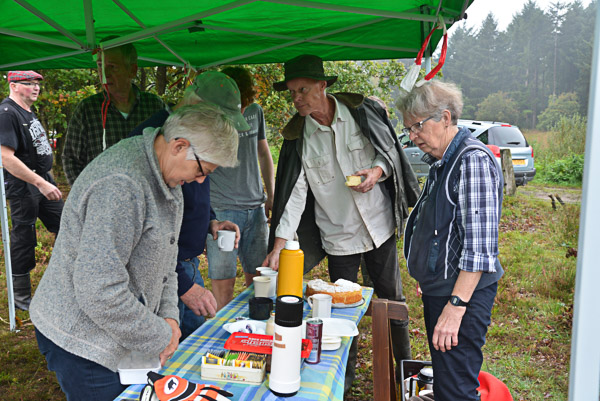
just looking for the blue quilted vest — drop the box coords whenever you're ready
[403,127,504,296]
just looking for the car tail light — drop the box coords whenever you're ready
[530,146,534,158]
[486,144,501,158]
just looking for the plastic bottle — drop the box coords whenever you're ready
[266,311,275,336]
[277,240,304,298]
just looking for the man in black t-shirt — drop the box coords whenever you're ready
[0,71,64,310]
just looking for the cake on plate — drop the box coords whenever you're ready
[305,279,362,305]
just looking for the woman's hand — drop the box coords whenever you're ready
[432,302,466,352]
[159,318,181,366]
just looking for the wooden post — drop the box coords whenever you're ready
[501,149,516,196]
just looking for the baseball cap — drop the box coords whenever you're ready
[7,71,44,82]
[191,71,251,131]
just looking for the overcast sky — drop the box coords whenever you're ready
[454,0,594,32]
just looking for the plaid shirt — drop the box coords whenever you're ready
[420,148,500,275]
[63,85,165,184]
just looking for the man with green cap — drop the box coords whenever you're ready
[263,54,421,395]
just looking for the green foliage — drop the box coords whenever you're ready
[543,154,585,184]
[536,92,580,131]
[475,91,519,122]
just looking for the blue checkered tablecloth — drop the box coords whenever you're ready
[114,284,373,401]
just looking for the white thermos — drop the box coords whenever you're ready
[269,295,304,397]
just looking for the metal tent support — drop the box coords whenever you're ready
[0,145,16,331]
[568,3,600,400]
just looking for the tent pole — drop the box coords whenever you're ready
[0,145,16,332]
[568,2,600,400]
[15,0,85,47]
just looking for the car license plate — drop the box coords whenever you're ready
[512,159,526,166]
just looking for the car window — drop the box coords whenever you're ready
[477,131,489,145]
[487,126,527,147]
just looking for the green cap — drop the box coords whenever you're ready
[191,71,251,131]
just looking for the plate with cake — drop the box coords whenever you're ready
[305,278,365,308]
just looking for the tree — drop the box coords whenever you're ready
[537,92,580,130]
[475,92,519,123]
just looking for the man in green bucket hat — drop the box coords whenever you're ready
[264,54,421,396]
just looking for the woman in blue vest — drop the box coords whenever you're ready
[397,81,504,401]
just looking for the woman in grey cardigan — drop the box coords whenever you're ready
[29,103,238,401]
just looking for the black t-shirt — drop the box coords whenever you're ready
[0,98,54,197]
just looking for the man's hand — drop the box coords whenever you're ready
[351,166,383,193]
[159,318,181,366]
[431,302,466,352]
[38,181,62,201]
[209,220,241,248]
[262,237,286,271]
[180,284,217,318]
[264,197,273,223]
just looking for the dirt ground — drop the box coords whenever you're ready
[518,184,581,204]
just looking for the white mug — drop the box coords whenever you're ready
[307,294,332,318]
[217,230,235,252]
[253,276,271,298]
[260,270,278,298]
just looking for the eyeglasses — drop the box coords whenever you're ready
[193,152,205,177]
[402,116,435,136]
[15,81,42,88]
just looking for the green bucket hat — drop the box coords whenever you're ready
[273,54,338,92]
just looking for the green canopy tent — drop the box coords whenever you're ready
[0,0,471,70]
[0,0,472,329]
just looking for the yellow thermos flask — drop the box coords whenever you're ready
[277,240,304,298]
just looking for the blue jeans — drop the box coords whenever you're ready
[206,207,269,279]
[422,282,498,401]
[177,257,206,340]
[35,328,126,401]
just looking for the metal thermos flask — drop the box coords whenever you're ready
[277,240,304,298]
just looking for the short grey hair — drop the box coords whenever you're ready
[100,36,137,67]
[163,103,239,168]
[396,81,463,125]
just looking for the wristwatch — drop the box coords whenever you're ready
[449,295,469,307]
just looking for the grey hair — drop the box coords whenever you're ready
[100,36,137,67]
[162,103,239,168]
[396,81,463,125]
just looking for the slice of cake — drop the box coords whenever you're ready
[345,175,362,187]
[305,279,363,305]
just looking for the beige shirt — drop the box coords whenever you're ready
[275,96,395,255]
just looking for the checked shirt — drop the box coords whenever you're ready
[63,85,165,184]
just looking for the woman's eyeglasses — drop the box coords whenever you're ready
[402,116,434,136]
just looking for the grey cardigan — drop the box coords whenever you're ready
[30,128,183,372]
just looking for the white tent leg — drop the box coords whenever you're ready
[568,3,600,400]
[0,145,16,331]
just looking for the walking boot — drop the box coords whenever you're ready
[12,273,32,311]
[391,321,412,382]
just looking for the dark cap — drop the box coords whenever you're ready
[273,54,337,91]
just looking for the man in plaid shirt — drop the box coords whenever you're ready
[63,41,165,185]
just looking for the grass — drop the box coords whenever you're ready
[0,163,579,401]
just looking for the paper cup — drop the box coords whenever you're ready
[253,276,271,298]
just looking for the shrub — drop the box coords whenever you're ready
[543,154,585,184]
